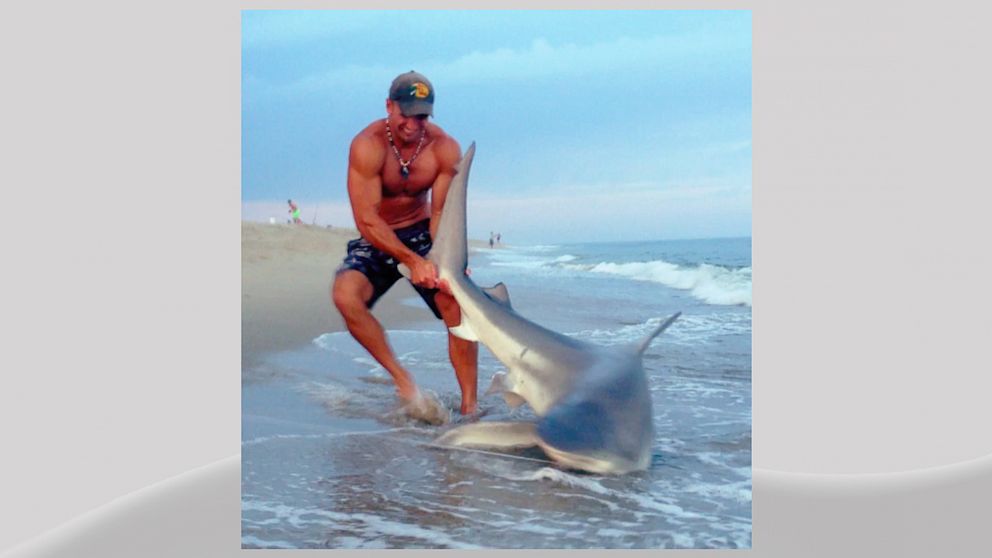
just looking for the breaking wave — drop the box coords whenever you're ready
[568,260,751,306]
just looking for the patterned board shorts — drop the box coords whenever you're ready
[336,218,442,319]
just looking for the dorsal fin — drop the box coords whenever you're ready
[482,282,512,308]
[636,312,681,355]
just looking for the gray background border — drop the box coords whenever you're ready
[2,1,991,556]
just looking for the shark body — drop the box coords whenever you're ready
[420,143,680,474]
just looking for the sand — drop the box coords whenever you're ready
[241,221,483,368]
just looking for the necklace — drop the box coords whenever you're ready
[385,118,426,179]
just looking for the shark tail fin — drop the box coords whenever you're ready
[636,312,681,355]
[430,142,476,275]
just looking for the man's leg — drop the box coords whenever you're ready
[435,291,478,415]
[331,270,418,402]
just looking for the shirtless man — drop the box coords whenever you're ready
[331,71,478,415]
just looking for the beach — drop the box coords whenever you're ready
[242,223,751,549]
[241,222,462,367]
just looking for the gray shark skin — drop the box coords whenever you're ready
[422,143,680,474]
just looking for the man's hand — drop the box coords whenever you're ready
[405,256,439,290]
[437,278,452,295]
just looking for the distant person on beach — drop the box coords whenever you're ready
[496,232,501,245]
[288,199,302,224]
[489,231,495,249]
[331,71,478,416]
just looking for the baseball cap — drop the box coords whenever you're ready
[389,71,434,117]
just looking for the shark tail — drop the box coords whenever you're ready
[635,311,681,355]
[397,142,477,286]
[430,142,476,276]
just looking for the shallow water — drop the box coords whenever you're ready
[242,239,751,549]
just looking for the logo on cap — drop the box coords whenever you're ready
[409,82,430,99]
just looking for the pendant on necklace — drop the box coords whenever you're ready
[385,118,424,182]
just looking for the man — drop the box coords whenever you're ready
[331,71,478,416]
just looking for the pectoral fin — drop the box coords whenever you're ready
[434,421,540,450]
[485,371,526,408]
[485,372,508,395]
[503,391,526,408]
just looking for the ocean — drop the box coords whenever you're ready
[242,237,752,549]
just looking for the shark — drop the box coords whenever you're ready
[409,143,681,474]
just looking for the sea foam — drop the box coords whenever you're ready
[578,260,751,306]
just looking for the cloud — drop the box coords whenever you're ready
[261,31,746,100]
[241,11,380,49]
[438,33,733,84]
[466,188,751,243]
[472,177,747,201]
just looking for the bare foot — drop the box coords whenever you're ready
[400,390,451,426]
[396,384,419,403]
[454,406,490,424]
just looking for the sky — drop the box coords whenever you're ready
[242,10,751,244]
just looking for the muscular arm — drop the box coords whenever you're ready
[347,134,437,287]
